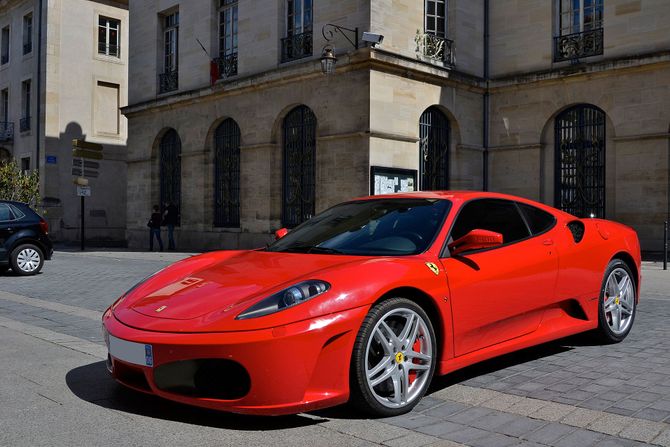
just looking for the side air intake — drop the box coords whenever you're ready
[567,221,585,243]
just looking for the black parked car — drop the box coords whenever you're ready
[0,201,53,275]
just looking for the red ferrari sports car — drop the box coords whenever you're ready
[102,191,640,416]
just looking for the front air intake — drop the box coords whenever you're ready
[154,359,250,400]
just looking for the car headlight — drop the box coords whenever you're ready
[236,280,331,320]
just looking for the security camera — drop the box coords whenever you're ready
[362,32,384,47]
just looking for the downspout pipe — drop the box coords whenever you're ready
[35,0,43,174]
[482,0,490,191]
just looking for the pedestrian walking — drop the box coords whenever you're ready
[148,205,163,251]
[163,201,179,250]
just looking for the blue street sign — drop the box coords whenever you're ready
[46,156,58,164]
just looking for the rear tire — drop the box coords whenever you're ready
[596,259,636,343]
[349,298,436,417]
[10,244,44,276]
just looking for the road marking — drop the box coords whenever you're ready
[0,290,101,321]
[0,315,106,359]
[432,384,670,445]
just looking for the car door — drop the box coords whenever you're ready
[0,203,16,261]
[440,199,558,356]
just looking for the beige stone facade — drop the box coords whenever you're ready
[124,1,669,252]
[0,0,128,243]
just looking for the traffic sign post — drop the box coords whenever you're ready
[72,139,103,251]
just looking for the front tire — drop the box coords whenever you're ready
[10,244,44,276]
[596,259,636,343]
[350,298,436,417]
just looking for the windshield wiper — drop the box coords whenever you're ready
[282,245,345,255]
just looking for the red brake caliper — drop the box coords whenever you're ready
[408,337,422,384]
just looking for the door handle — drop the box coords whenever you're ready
[543,239,554,246]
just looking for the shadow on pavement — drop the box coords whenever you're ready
[66,361,321,430]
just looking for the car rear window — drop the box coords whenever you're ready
[518,203,556,235]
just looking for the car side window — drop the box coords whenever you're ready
[0,204,14,222]
[517,203,556,235]
[8,204,25,220]
[450,199,530,246]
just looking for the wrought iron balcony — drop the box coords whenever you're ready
[23,42,32,55]
[415,32,455,67]
[20,117,30,132]
[554,28,603,62]
[158,70,178,94]
[214,52,238,79]
[0,122,14,142]
[281,30,313,63]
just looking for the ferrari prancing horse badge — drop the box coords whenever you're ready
[425,262,440,276]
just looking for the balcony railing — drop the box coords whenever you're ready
[23,42,32,55]
[20,116,30,132]
[414,32,455,67]
[214,52,238,79]
[554,28,603,62]
[281,30,313,63]
[158,70,178,94]
[0,122,14,142]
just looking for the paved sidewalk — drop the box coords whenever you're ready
[0,251,668,446]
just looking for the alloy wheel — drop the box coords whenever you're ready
[364,308,433,409]
[603,267,635,335]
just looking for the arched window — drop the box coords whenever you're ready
[214,118,240,227]
[159,129,181,224]
[420,106,450,191]
[555,104,606,218]
[282,105,316,228]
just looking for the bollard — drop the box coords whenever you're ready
[664,221,668,271]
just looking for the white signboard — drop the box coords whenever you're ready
[77,185,91,197]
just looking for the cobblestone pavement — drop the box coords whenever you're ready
[0,251,669,446]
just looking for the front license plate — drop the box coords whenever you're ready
[108,334,153,367]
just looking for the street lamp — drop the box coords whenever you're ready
[320,23,358,76]
[320,45,337,75]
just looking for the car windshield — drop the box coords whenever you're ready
[266,198,451,256]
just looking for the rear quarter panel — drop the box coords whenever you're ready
[553,217,641,320]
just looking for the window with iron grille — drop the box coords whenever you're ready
[281,0,313,62]
[282,105,316,228]
[98,16,120,57]
[554,0,604,62]
[214,118,240,227]
[555,104,606,218]
[419,106,450,191]
[159,129,181,225]
[217,0,238,78]
[22,13,32,55]
[159,11,179,93]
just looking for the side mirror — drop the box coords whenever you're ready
[274,227,289,240]
[448,229,503,256]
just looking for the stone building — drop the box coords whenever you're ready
[124,0,670,252]
[0,0,128,243]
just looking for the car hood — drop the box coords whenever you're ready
[115,250,361,323]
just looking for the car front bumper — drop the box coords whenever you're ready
[102,306,368,415]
